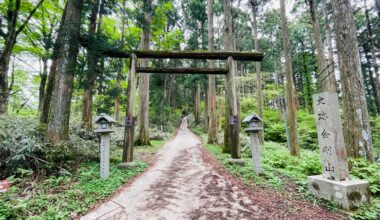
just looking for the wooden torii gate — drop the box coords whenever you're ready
[102,50,264,167]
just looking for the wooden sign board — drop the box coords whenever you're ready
[313,92,349,181]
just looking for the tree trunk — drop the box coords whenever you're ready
[364,0,380,114]
[47,0,83,142]
[81,0,101,129]
[207,0,218,144]
[376,0,380,18]
[331,0,374,162]
[114,0,126,121]
[280,0,299,157]
[322,0,337,92]
[136,0,152,146]
[0,38,13,114]
[38,58,48,113]
[39,4,68,124]
[309,0,337,92]
[251,1,264,144]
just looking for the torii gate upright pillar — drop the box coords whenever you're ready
[225,56,244,165]
[119,54,137,168]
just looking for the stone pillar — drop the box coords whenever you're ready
[313,92,349,181]
[249,131,262,174]
[308,92,370,210]
[100,134,110,179]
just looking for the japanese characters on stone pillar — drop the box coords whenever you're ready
[95,113,116,180]
[313,92,349,181]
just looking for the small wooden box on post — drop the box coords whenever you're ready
[308,92,370,210]
[119,54,137,169]
[94,113,116,179]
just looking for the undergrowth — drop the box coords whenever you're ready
[192,127,380,220]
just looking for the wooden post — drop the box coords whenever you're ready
[225,57,243,165]
[120,54,137,167]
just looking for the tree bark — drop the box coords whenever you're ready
[280,0,299,157]
[81,0,101,129]
[38,58,48,113]
[251,0,264,144]
[114,0,127,121]
[207,0,218,144]
[136,0,152,146]
[322,0,337,92]
[331,0,374,162]
[47,0,83,142]
[309,0,337,92]
[40,3,69,124]
[364,0,380,114]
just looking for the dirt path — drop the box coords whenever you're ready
[81,118,344,220]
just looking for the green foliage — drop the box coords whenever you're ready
[0,116,99,179]
[350,159,380,195]
[0,161,147,219]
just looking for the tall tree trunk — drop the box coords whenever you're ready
[280,0,299,157]
[0,38,14,114]
[47,0,83,142]
[136,0,152,146]
[207,0,218,144]
[364,0,380,114]
[0,0,44,114]
[114,0,126,121]
[331,0,374,162]
[322,0,337,92]
[40,4,69,124]
[81,0,101,129]
[309,0,337,92]
[38,58,48,113]
[194,82,200,125]
[376,0,380,18]
[251,0,264,144]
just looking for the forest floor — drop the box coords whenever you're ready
[81,118,345,220]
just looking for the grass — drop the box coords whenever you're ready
[192,126,380,220]
[0,141,164,220]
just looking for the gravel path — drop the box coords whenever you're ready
[81,118,344,220]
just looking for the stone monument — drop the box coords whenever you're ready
[308,92,370,209]
[94,113,116,180]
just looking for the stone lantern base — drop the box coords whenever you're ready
[308,175,370,210]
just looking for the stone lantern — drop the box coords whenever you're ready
[94,113,116,179]
[242,114,263,174]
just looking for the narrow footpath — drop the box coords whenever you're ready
[82,118,343,220]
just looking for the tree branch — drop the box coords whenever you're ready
[15,0,45,37]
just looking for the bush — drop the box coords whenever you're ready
[0,116,99,179]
